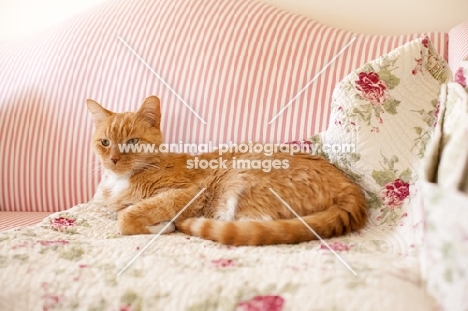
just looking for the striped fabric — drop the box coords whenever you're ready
[0,212,53,231]
[0,0,448,212]
[448,21,468,74]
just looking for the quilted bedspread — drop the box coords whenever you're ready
[0,200,436,311]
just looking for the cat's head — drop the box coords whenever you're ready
[86,96,163,175]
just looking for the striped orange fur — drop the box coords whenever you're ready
[87,96,367,246]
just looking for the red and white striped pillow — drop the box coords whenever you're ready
[448,21,468,74]
[0,0,448,212]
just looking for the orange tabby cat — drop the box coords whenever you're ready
[87,96,367,246]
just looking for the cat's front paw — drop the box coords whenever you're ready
[117,207,150,235]
[147,221,176,235]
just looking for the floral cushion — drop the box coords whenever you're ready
[454,59,468,89]
[435,60,468,192]
[438,83,468,191]
[319,37,450,248]
[420,64,468,310]
[421,183,468,311]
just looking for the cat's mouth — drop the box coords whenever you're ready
[104,161,134,175]
[102,156,154,175]
[105,162,151,176]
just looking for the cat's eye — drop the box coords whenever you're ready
[101,139,110,147]
[127,138,139,145]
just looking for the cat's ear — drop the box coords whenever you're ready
[138,96,161,128]
[86,99,112,126]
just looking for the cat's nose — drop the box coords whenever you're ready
[111,158,119,164]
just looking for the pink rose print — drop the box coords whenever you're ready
[37,240,69,246]
[412,57,423,75]
[454,67,467,87]
[50,217,76,231]
[422,36,429,48]
[11,242,29,250]
[355,72,389,105]
[380,179,410,209]
[210,258,236,268]
[321,241,351,252]
[236,295,284,311]
[41,282,62,311]
[119,304,133,311]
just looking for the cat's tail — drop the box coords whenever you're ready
[176,204,367,246]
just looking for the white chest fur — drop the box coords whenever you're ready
[101,171,130,197]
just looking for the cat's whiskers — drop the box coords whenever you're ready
[82,160,103,186]
[134,161,166,173]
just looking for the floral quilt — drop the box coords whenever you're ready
[0,200,436,311]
